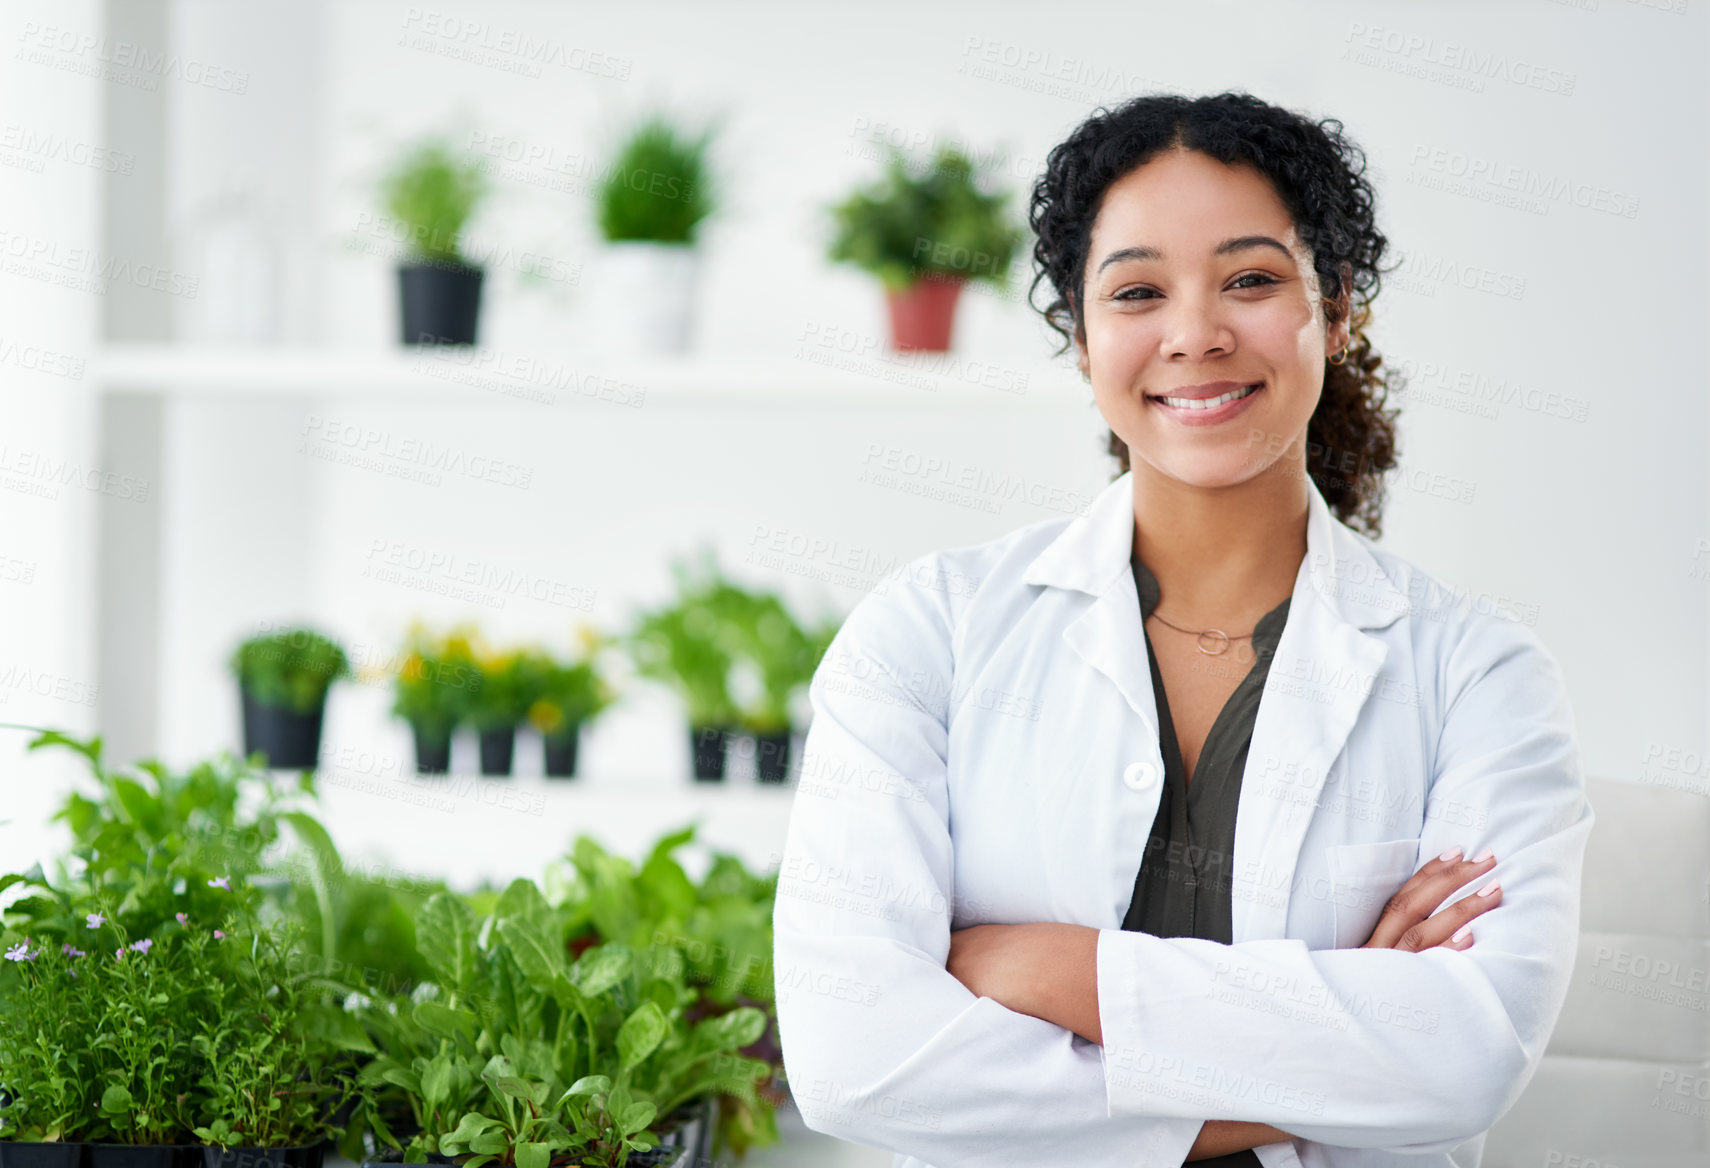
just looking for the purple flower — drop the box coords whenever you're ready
[4,941,35,962]
[85,913,106,929]
[208,876,231,891]
[213,930,226,939]
[114,947,126,959]
[129,938,153,956]
[175,913,188,927]
[62,944,85,958]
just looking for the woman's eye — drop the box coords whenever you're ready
[1112,274,1277,302]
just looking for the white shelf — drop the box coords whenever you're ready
[300,767,800,888]
[89,343,1089,408]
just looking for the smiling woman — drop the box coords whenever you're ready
[773,90,1591,1168]
[1030,92,1403,541]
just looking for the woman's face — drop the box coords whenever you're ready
[1075,146,1348,490]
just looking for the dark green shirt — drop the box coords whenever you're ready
[1121,554,1292,1167]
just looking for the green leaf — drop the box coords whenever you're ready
[617,1001,668,1070]
[414,1000,478,1046]
[618,1100,656,1136]
[496,877,551,926]
[514,1143,551,1168]
[99,1085,133,1116]
[381,1066,423,1095]
[418,892,480,991]
[696,1005,766,1050]
[301,1002,377,1053]
[497,915,565,988]
[469,1132,509,1155]
[573,944,632,998]
[561,1075,610,1098]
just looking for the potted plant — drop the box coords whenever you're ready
[229,626,350,771]
[0,885,357,1168]
[586,112,720,354]
[626,556,742,782]
[521,630,618,780]
[547,828,783,1157]
[466,648,534,778]
[728,599,839,784]
[379,136,489,346]
[826,143,1024,351]
[389,626,483,775]
[347,880,773,1168]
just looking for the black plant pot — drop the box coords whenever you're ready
[688,724,731,782]
[410,722,452,775]
[754,729,792,783]
[358,1150,457,1168]
[651,1095,715,1162]
[200,1147,324,1168]
[0,1143,84,1168]
[85,1147,198,1168]
[240,687,326,770]
[477,725,516,776]
[543,724,580,778]
[398,262,483,346]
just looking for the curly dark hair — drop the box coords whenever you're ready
[1027,90,1404,538]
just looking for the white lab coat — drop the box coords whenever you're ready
[772,468,1593,1168]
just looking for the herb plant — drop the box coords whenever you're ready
[230,626,351,715]
[389,625,485,739]
[827,143,1025,293]
[594,113,720,244]
[381,137,489,266]
[521,638,618,739]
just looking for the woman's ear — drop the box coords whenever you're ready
[1325,261,1354,357]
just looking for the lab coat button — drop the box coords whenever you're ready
[1123,761,1159,791]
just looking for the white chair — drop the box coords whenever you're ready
[1482,775,1710,1166]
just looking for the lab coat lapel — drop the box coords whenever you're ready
[1021,470,1408,941]
[1230,483,1406,942]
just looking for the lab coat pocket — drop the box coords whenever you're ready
[1325,837,1421,949]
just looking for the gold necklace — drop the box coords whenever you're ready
[1145,610,1253,656]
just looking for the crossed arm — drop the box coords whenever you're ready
[946,920,1297,1160]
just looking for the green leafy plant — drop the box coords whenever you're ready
[230,626,351,715]
[626,554,742,728]
[628,554,838,736]
[467,648,537,733]
[0,883,359,1149]
[388,624,485,738]
[521,633,618,739]
[381,136,489,266]
[827,143,1025,293]
[352,880,772,1168]
[594,113,720,244]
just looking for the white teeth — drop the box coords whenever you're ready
[1159,383,1260,410]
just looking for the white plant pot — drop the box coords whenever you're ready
[585,240,701,354]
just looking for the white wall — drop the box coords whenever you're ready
[5,0,1707,869]
[0,0,105,871]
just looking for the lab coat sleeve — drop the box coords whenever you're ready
[772,556,1210,1168]
[1094,609,1595,1151]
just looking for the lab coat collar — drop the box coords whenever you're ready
[1021,470,1408,940]
[1020,469,1408,633]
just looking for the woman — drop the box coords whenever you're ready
[772,91,1591,1168]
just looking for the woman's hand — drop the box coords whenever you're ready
[1362,846,1502,950]
[946,922,1103,1043]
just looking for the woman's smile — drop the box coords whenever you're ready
[1146,379,1266,425]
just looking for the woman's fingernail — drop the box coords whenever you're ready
[1438,846,1463,862]
[1471,846,1494,862]
[1451,923,1473,944]
[1476,880,1500,898]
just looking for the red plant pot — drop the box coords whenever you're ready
[884,274,965,352]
